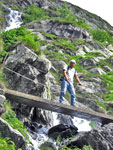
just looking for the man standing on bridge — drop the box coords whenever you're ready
[59,59,82,106]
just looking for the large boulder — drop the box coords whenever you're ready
[48,124,78,140]
[4,43,53,127]
[4,43,51,97]
[0,118,25,148]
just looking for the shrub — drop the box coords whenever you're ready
[0,136,16,150]
[2,26,40,53]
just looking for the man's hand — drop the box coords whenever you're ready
[65,76,69,82]
[78,82,82,86]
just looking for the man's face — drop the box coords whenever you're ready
[70,62,76,68]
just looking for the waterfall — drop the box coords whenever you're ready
[4,5,23,31]
[4,6,92,150]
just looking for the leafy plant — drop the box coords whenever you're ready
[0,136,16,150]
[2,26,40,53]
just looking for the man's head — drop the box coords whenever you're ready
[70,59,76,68]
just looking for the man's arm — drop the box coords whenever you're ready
[75,75,82,85]
[63,70,69,82]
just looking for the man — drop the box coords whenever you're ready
[59,59,82,106]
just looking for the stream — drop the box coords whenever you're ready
[4,6,92,150]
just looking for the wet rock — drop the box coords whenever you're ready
[48,124,78,140]
[0,118,25,148]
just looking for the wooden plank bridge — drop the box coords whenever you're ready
[4,88,113,125]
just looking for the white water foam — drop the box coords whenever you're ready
[4,6,23,31]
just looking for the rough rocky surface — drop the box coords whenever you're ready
[27,19,92,41]
[65,123,113,150]
[4,43,53,127]
[0,117,25,148]
[0,83,6,115]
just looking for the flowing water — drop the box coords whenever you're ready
[4,7,92,150]
[4,5,23,31]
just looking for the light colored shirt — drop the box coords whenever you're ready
[63,65,77,83]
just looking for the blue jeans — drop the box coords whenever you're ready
[59,79,76,106]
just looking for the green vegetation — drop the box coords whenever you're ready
[0,71,7,86]
[102,72,113,102]
[59,145,94,150]
[22,3,90,29]
[0,136,16,150]
[2,26,40,53]
[89,121,96,129]
[50,3,91,29]
[91,29,113,45]
[2,101,31,145]
[23,4,49,24]
[40,142,53,150]
[84,52,105,59]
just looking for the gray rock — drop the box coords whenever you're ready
[53,61,66,70]
[27,19,91,41]
[48,124,78,140]
[80,58,96,67]
[88,67,106,75]
[65,123,113,150]
[102,66,112,72]
[4,43,53,127]
[109,57,113,66]
[0,118,25,148]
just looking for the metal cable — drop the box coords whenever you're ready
[4,66,61,94]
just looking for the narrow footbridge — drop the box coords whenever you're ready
[4,88,113,125]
